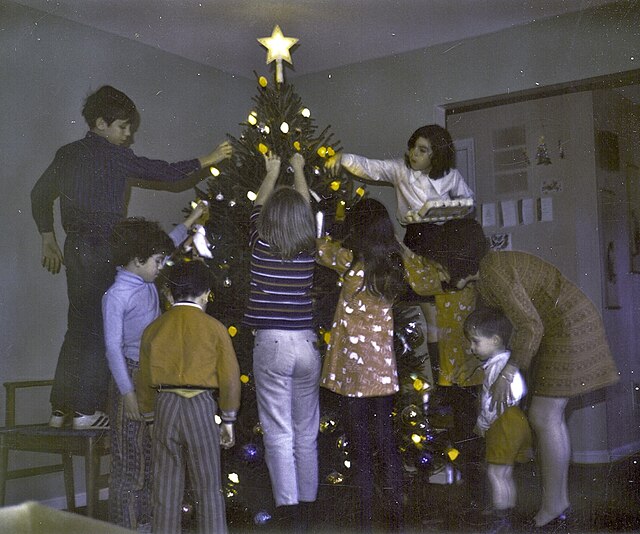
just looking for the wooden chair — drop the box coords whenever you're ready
[0,380,110,518]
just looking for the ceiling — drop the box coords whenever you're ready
[11,0,622,79]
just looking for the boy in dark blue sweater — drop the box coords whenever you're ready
[31,85,231,429]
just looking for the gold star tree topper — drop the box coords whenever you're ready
[257,25,298,83]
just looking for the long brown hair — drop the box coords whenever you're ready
[342,198,406,301]
[258,186,315,259]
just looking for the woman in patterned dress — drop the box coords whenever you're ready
[317,198,444,532]
[423,218,619,528]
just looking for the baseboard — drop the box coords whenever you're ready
[571,439,640,464]
[38,488,109,510]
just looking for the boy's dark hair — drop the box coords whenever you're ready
[166,261,213,302]
[110,218,174,267]
[423,218,489,288]
[405,124,456,179]
[82,85,138,127]
[464,308,513,347]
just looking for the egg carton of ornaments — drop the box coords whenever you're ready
[404,198,475,223]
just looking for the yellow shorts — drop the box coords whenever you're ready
[485,406,533,465]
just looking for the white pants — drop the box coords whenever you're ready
[253,329,321,506]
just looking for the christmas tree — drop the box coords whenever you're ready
[174,26,460,527]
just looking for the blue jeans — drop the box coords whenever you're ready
[253,329,321,506]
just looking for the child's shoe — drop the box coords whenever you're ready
[48,410,67,428]
[72,411,109,429]
[487,509,513,534]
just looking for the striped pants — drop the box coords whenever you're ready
[108,362,152,529]
[152,391,227,534]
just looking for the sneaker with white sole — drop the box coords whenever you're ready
[72,411,109,430]
[48,410,67,428]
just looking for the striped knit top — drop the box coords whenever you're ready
[243,206,315,330]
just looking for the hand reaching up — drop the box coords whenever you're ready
[264,152,281,176]
[290,152,305,171]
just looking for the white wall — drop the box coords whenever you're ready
[1,0,253,504]
[294,2,639,160]
[591,90,640,458]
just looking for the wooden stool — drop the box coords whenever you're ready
[0,381,110,517]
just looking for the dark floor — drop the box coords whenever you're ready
[214,452,640,533]
[85,451,640,533]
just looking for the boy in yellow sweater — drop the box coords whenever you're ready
[137,261,241,534]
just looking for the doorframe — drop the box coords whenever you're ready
[433,69,640,125]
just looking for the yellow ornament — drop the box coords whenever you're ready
[258,143,269,155]
[330,181,341,191]
[413,378,424,391]
[356,186,366,197]
[336,200,346,221]
[323,331,331,344]
[209,166,220,177]
[293,141,301,151]
[447,447,460,461]
[327,147,335,157]
[317,146,327,158]
[258,76,268,88]
[228,325,238,337]
[240,374,250,384]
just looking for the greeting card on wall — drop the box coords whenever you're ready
[500,200,518,227]
[539,197,553,222]
[520,198,536,225]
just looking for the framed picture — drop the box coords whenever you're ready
[626,164,640,273]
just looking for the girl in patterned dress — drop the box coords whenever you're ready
[316,198,444,531]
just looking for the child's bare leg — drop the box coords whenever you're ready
[486,463,516,510]
[528,395,571,526]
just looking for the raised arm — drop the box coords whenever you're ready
[290,152,310,203]
[325,152,400,186]
[197,140,233,168]
[168,200,209,248]
[182,200,208,230]
[254,153,281,206]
